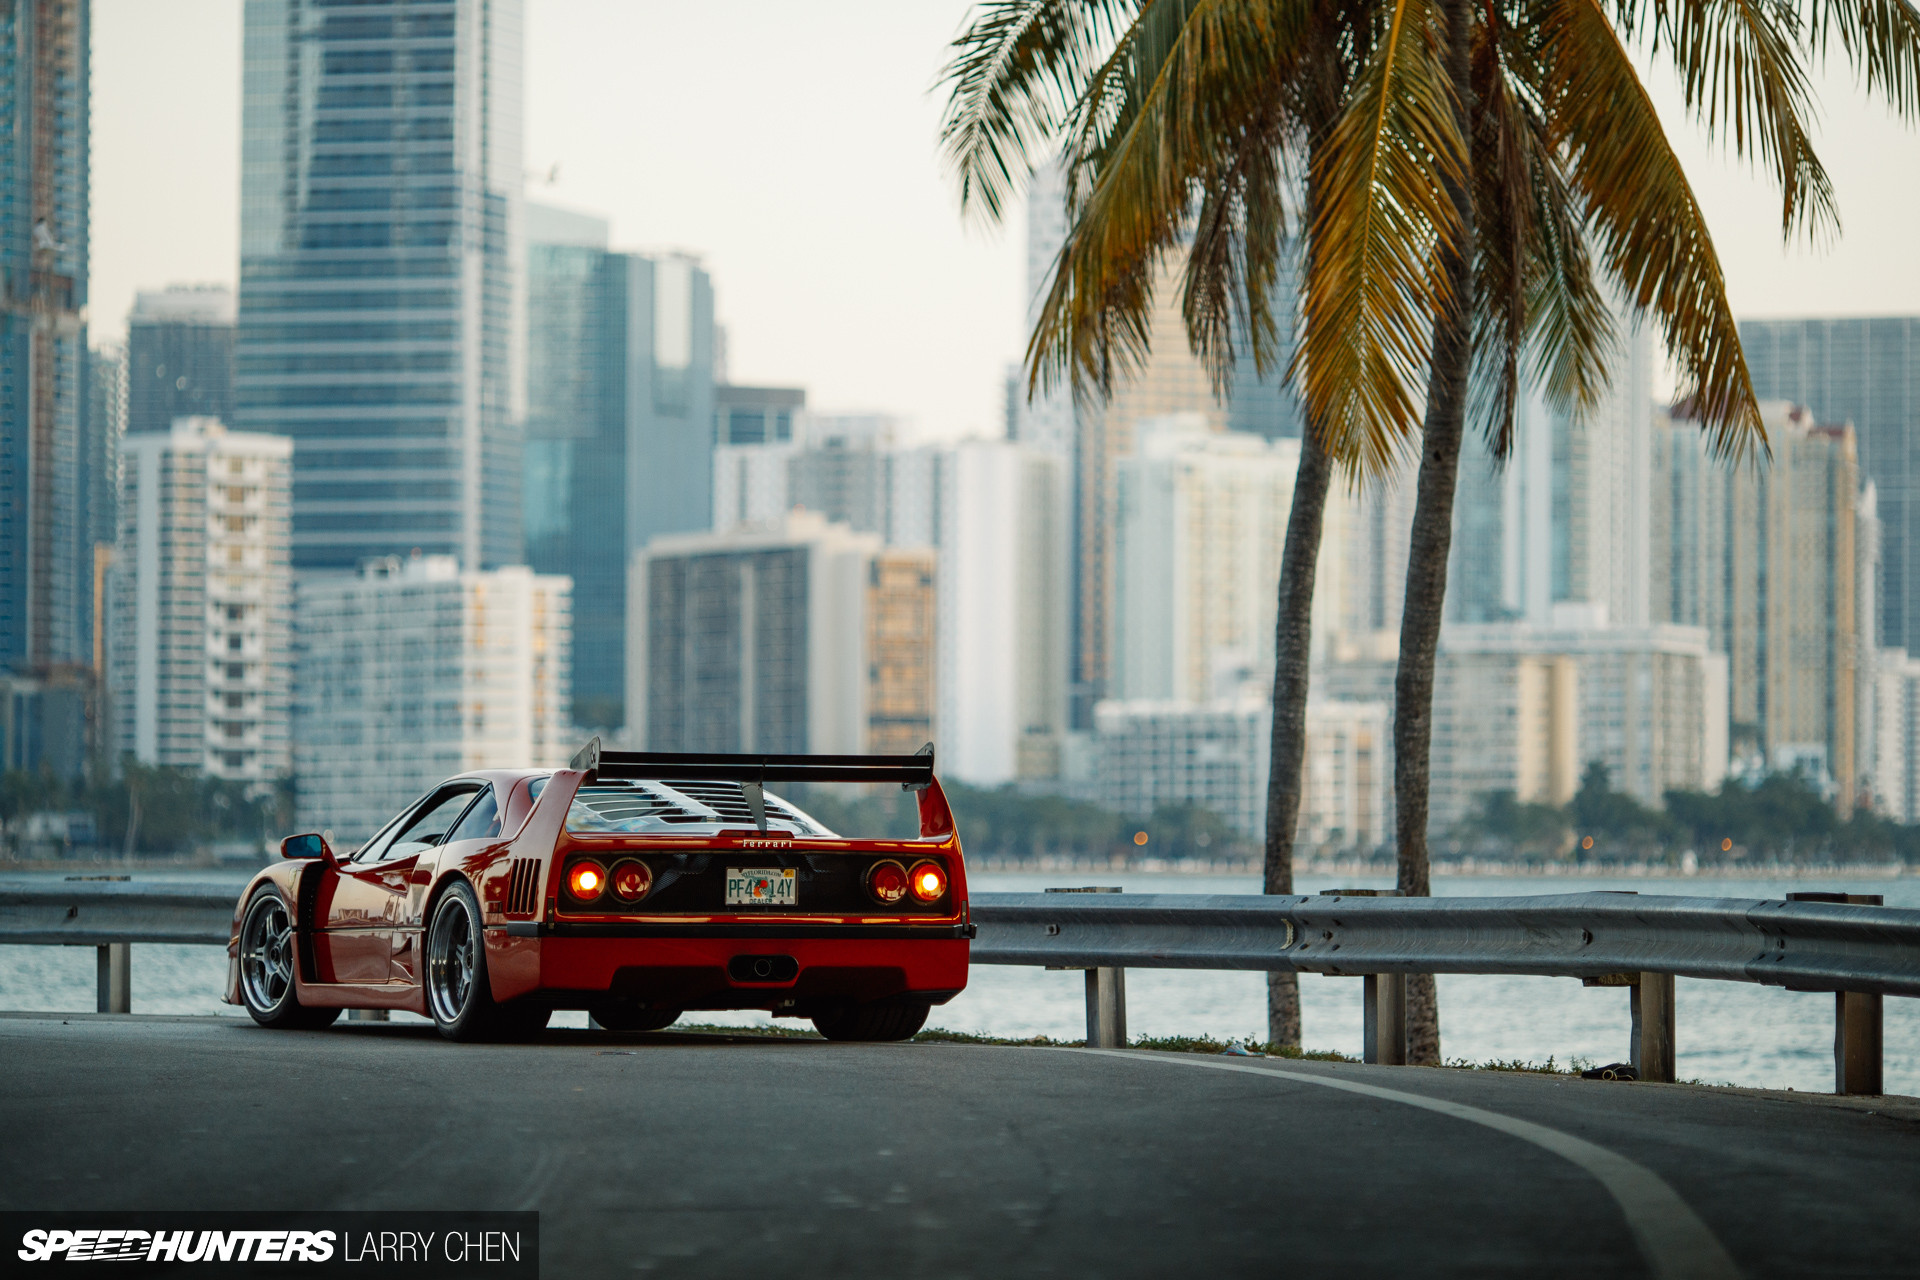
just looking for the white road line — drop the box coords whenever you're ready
[1079,1049,1741,1280]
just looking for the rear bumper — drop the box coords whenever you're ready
[485,929,970,1012]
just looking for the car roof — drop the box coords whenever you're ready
[446,768,551,788]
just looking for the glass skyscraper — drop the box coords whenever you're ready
[236,0,524,571]
[523,203,715,731]
[0,0,92,674]
[1741,317,1919,651]
[127,286,234,434]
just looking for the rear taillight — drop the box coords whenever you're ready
[866,860,909,904]
[611,859,653,903]
[566,860,606,901]
[909,860,947,903]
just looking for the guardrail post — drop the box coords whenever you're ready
[1325,890,1406,1065]
[1085,967,1127,1049]
[95,943,129,1014]
[1630,973,1675,1083]
[1790,893,1885,1096]
[1047,886,1126,1047]
[1835,991,1882,1096]
[1363,974,1407,1065]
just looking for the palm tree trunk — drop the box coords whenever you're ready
[1264,421,1333,1050]
[1393,0,1477,1067]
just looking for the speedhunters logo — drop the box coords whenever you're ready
[2,1215,536,1276]
[19,1229,335,1262]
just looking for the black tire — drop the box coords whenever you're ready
[238,886,340,1030]
[588,1003,683,1033]
[811,996,931,1043]
[425,880,545,1042]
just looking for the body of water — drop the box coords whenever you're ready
[3,868,1913,1095]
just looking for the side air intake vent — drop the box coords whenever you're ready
[506,858,541,917]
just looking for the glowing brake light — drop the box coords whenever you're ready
[909,860,947,903]
[866,860,909,904]
[611,859,653,903]
[567,860,606,901]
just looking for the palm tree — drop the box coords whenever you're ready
[1302,0,1920,1060]
[940,0,1381,1049]
[942,0,1920,1061]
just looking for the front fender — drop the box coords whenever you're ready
[224,860,310,1005]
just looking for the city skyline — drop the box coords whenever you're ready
[90,0,1920,444]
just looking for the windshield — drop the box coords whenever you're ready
[564,780,835,836]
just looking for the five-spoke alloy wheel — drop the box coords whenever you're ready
[426,880,548,1042]
[239,887,338,1030]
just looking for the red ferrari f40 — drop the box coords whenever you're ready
[224,742,971,1041]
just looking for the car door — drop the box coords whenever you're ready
[390,784,501,983]
[324,784,483,984]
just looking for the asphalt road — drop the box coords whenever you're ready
[3,1013,1917,1278]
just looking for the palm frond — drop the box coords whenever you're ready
[1519,127,1614,425]
[1028,0,1315,398]
[1182,96,1294,394]
[1485,9,1614,436]
[939,0,1138,222]
[1805,0,1920,119]
[1467,9,1536,460]
[1629,0,1837,240]
[1544,0,1764,456]
[1297,0,1467,477]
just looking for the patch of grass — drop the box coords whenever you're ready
[674,1022,823,1039]
[912,1027,1077,1047]
[1443,1055,1590,1075]
[1130,1033,1354,1062]
[914,1027,1355,1060]
[669,1023,1587,1077]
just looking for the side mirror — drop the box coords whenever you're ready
[281,832,337,864]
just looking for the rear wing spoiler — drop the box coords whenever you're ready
[567,738,936,788]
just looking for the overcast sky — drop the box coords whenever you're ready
[95,0,1920,441]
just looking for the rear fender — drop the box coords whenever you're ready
[917,778,956,840]
[472,767,592,1002]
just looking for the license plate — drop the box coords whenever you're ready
[726,868,797,907]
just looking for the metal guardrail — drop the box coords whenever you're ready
[2,880,1911,1094]
[0,880,236,946]
[969,890,1920,995]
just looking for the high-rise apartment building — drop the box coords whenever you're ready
[1652,402,1863,800]
[293,555,570,839]
[127,286,235,434]
[85,344,124,669]
[237,0,525,572]
[711,385,808,531]
[1428,621,1725,830]
[1094,696,1387,847]
[110,418,293,783]
[1449,309,1655,626]
[630,512,934,757]
[755,434,1068,782]
[1865,647,1920,821]
[890,442,1068,783]
[0,0,92,681]
[1742,317,1919,650]
[1111,419,1342,702]
[785,414,903,539]
[522,202,716,729]
[1023,159,1301,728]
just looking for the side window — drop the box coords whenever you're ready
[445,787,500,843]
[351,799,426,863]
[375,786,483,861]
